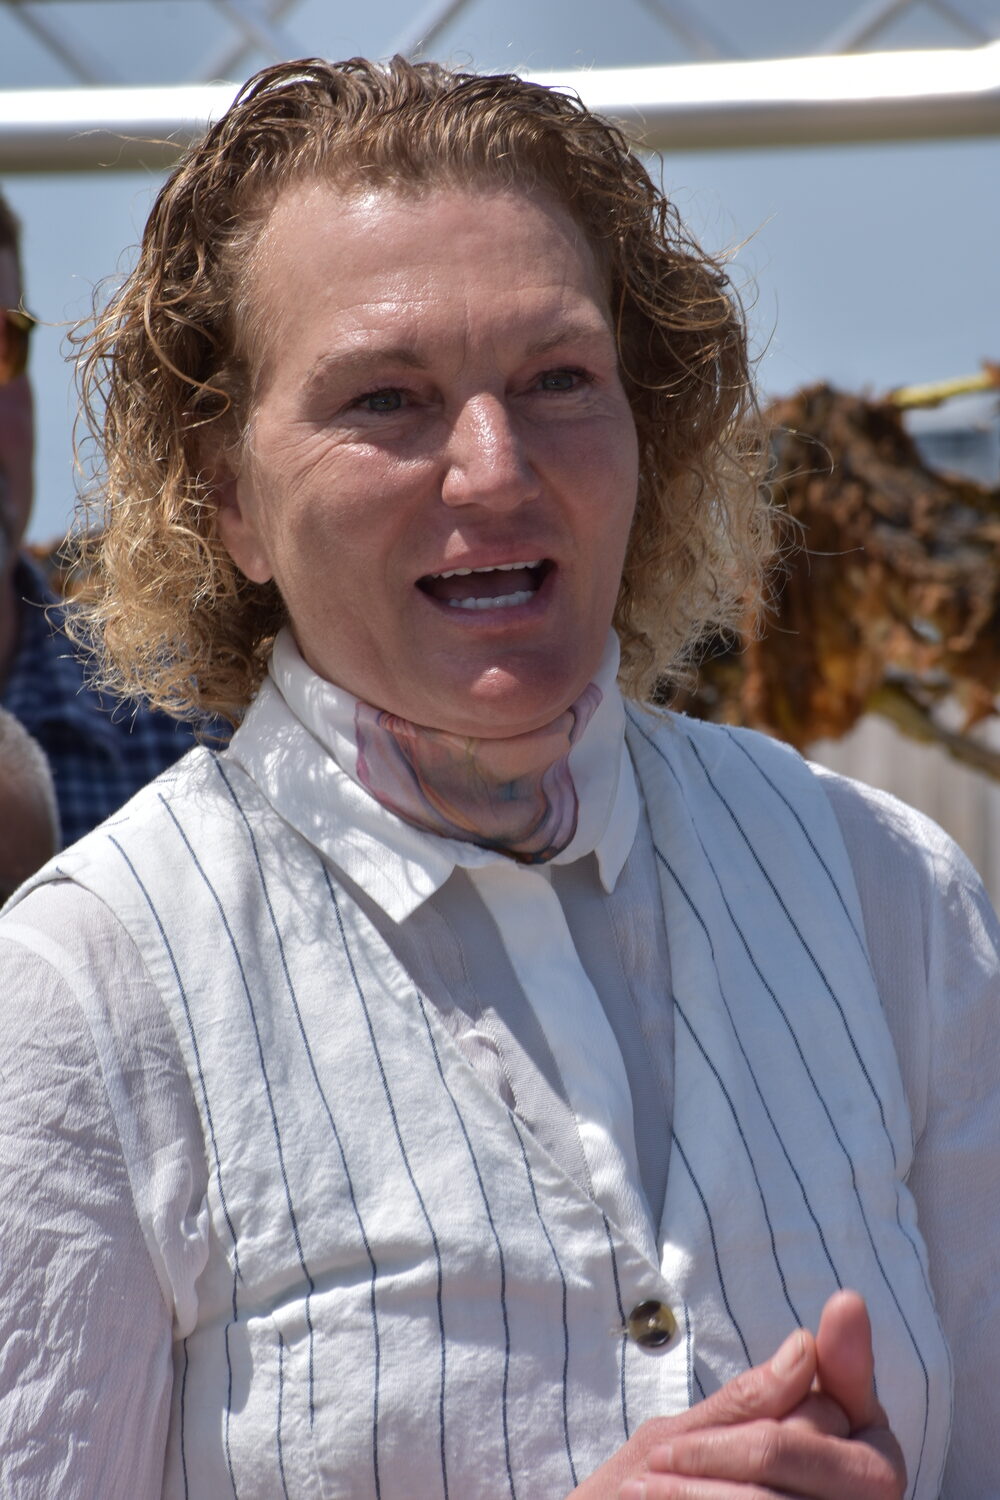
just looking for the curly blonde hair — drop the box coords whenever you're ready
[71,56,773,725]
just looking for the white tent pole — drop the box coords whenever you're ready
[1,41,999,173]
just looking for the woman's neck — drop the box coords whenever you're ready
[268,627,627,865]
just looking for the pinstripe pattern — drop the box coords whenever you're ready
[510,1116,577,1491]
[161,798,319,1441]
[725,732,939,1314]
[721,727,871,959]
[222,1325,237,1498]
[276,1332,289,1500]
[692,734,937,1394]
[417,992,517,1500]
[108,833,243,1294]
[600,1212,631,1442]
[640,715,935,1493]
[214,758,384,1487]
[326,870,451,1500]
[684,730,896,1159]
[108,833,243,1500]
[673,998,801,1325]
[179,1340,190,1500]
[626,707,949,1498]
[670,1132,751,1365]
[214,763,384,1494]
[96,754,654,1495]
[680,1299,694,1408]
[37,690,952,1500]
[654,842,843,1288]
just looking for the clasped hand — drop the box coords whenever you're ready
[571,1290,906,1500]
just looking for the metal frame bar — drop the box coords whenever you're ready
[632,0,740,61]
[822,0,991,53]
[209,0,297,63]
[389,0,478,60]
[5,0,120,85]
[198,0,301,81]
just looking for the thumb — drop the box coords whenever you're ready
[814,1289,881,1431]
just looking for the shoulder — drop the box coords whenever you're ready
[625,704,803,768]
[812,762,999,1135]
[0,878,199,1223]
[0,878,202,1478]
[810,761,994,940]
[625,706,831,816]
[0,877,177,1029]
[0,875,207,1212]
[8,744,227,893]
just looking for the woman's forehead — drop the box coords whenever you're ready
[241,182,614,381]
[254,176,598,266]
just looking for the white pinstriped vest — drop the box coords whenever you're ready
[47,697,951,1500]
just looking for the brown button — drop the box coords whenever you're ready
[627,1299,677,1348]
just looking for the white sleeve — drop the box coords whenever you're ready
[0,881,208,1498]
[818,769,1000,1497]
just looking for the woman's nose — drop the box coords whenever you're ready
[440,396,540,510]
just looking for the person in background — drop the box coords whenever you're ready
[0,707,59,900]
[0,188,212,847]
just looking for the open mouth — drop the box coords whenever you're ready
[417,559,552,611]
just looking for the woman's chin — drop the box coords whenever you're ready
[414,671,592,739]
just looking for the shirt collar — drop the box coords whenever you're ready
[225,628,638,923]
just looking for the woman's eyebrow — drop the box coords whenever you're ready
[302,344,427,396]
[300,319,610,397]
[524,320,613,359]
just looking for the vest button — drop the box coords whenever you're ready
[627,1299,676,1348]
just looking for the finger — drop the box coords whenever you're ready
[783,1392,850,1439]
[639,1420,904,1499]
[851,1421,908,1497]
[574,1330,821,1497]
[667,1327,818,1437]
[814,1290,884,1431]
[573,1333,818,1498]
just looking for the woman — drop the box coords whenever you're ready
[0,57,995,1498]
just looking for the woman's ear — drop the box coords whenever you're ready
[210,456,275,586]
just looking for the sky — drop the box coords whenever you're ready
[1,0,999,543]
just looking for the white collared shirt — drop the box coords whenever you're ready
[265,627,655,1252]
[0,652,998,1494]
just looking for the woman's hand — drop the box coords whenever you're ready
[571,1291,906,1500]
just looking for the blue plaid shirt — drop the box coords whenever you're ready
[2,557,214,848]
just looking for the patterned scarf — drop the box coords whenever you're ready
[354,685,603,864]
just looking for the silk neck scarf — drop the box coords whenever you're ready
[354,684,601,863]
[268,628,626,866]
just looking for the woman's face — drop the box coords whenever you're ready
[217,182,639,737]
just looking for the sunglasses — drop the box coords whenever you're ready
[0,307,35,385]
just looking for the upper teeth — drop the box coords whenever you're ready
[431,560,542,579]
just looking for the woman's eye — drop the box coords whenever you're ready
[355,388,405,413]
[536,368,585,393]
